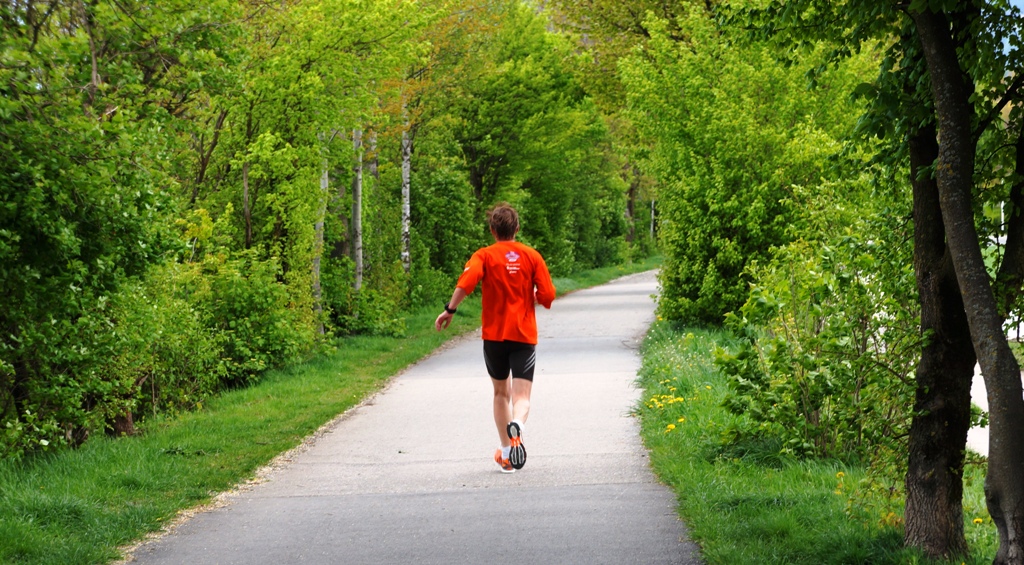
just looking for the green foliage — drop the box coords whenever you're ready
[321,256,408,338]
[173,208,315,384]
[105,274,223,420]
[199,251,311,384]
[716,231,919,462]
[637,323,998,564]
[406,149,480,308]
[0,27,172,453]
[1,410,63,462]
[0,0,640,461]
[619,7,872,324]
[637,324,906,563]
[410,134,482,276]
[0,0,240,456]
[345,289,409,338]
[420,1,628,276]
[711,176,930,529]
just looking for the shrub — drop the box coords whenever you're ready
[715,235,918,462]
[321,256,408,337]
[102,273,223,430]
[196,250,310,385]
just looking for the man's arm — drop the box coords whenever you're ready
[534,256,556,308]
[435,287,468,331]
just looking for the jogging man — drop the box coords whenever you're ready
[435,203,556,473]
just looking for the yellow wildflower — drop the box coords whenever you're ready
[665,424,676,432]
[973,518,984,525]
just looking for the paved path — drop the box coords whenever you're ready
[128,270,702,565]
[967,367,989,456]
[966,365,1024,457]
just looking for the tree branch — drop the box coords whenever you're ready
[975,74,1024,141]
[996,118,1024,318]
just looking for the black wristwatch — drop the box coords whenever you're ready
[444,302,457,314]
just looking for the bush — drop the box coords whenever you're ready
[102,272,223,429]
[715,235,918,462]
[0,99,166,456]
[1,409,62,461]
[195,250,310,385]
[0,304,138,455]
[321,256,408,337]
[409,265,455,310]
[618,10,870,325]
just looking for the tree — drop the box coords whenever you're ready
[352,128,365,291]
[545,0,664,259]
[401,0,628,275]
[0,0,240,452]
[616,5,867,324]
[401,108,413,274]
[747,0,1024,559]
[913,7,1024,561]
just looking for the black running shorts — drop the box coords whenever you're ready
[483,340,536,382]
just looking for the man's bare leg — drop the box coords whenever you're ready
[511,378,532,425]
[492,377,512,447]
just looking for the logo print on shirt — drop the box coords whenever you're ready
[505,250,521,274]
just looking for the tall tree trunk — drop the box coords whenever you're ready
[191,109,229,206]
[995,122,1024,319]
[904,123,974,559]
[331,169,350,260]
[367,130,379,183]
[401,116,412,274]
[914,10,1024,563]
[312,150,328,336]
[625,164,639,244]
[352,128,364,292]
[650,200,656,240]
[242,161,253,249]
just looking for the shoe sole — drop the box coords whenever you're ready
[494,449,515,473]
[507,422,526,470]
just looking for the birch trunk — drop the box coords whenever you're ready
[352,128,364,292]
[401,117,412,274]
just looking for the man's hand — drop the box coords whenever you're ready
[436,288,467,331]
[435,311,454,331]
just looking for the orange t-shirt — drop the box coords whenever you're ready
[456,240,556,344]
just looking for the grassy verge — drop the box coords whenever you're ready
[636,323,997,564]
[0,258,660,565]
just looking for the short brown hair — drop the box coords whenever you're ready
[487,203,519,240]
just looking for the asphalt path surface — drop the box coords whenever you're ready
[127,270,702,565]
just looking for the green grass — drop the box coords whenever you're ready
[0,258,660,565]
[636,323,998,565]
